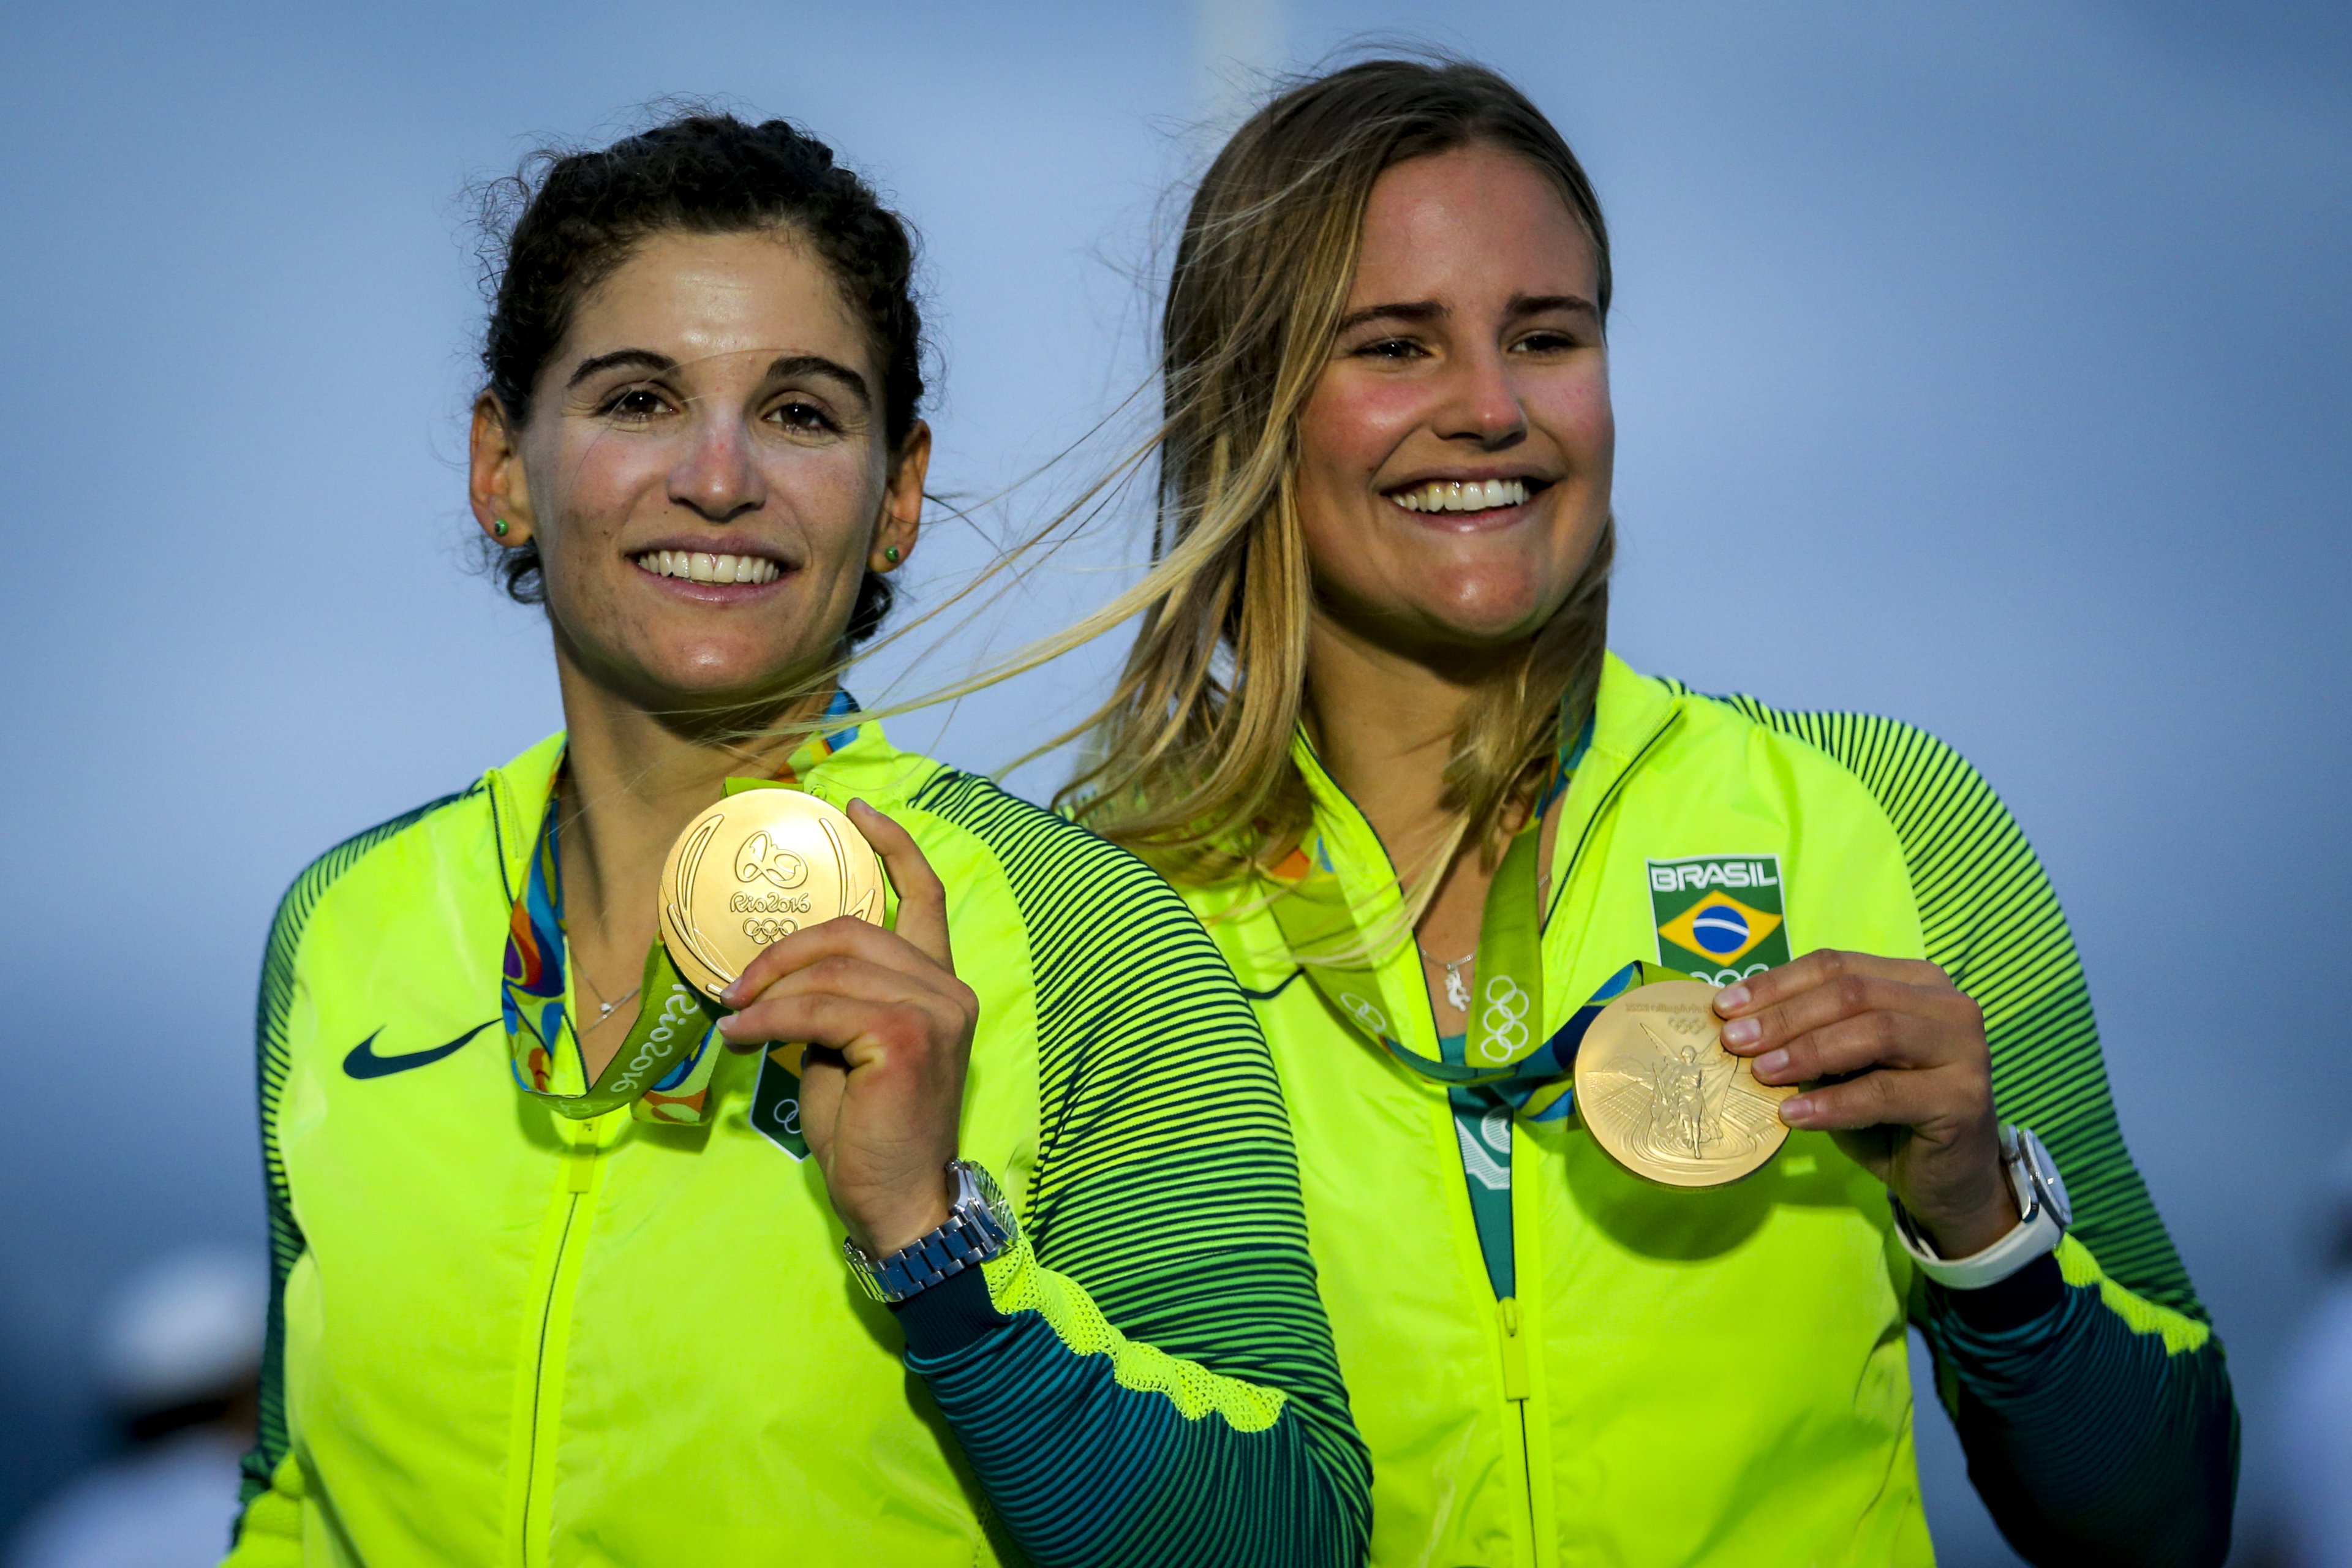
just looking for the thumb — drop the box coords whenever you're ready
[846,799,953,970]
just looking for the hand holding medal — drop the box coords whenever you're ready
[1711,949,2017,1256]
[690,793,979,1258]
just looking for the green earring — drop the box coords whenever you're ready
[492,518,511,538]
[883,545,900,564]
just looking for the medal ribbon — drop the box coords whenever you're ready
[1267,715,1678,1121]
[1268,833,1676,1121]
[502,690,864,1125]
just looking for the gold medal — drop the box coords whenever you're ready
[657,788,886,999]
[1573,980,1795,1186]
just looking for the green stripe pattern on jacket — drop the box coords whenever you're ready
[1719,694,2236,1566]
[230,722,1368,1568]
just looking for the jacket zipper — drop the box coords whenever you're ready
[1510,709,1679,1568]
[517,1140,601,1566]
[1499,1297,1539,1564]
[1303,703,1683,1567]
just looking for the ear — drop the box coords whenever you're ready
[469,394,536,546]
[870,419,930,573]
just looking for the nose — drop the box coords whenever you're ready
[668,404,767,522]
[1434,342,1527,451]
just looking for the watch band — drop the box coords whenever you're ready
[1892,1125,2071,1291]
[843,1159,1018,1304]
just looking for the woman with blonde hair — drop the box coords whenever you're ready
[1055,58,2235,1567]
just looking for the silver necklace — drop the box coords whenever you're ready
[1418,943,1476,1014]
[576,966,642,1028]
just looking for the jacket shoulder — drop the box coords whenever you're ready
[258,785,484,1047]
[1667,684,2022,888]
[265,784,486,952]
[905,766,1207,938]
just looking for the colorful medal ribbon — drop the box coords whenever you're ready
[1266,826,1681,1123]
[501,690,864,1125]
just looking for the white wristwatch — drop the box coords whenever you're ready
[1891,1124,2071,1291]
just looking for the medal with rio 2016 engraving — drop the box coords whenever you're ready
[658,783,888,1000]
[1572,980,1796,1187]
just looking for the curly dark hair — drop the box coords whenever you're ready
[473,108,925,644]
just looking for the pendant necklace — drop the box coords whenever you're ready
[1419,943,1476,1014]
[577,966,643,1028]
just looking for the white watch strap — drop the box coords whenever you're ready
[1892,1125,2065,1291]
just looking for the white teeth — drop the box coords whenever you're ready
[1389,478,1532,514]
[633,551,778,584]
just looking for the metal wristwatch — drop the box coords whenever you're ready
[843,1159,1019,1304]
[1891,1124,2072,1291]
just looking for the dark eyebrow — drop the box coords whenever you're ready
[1509,293,1599,320]
[1333,293,1599,337]
[1334,300,1445,336]
[566,348,677,389]
[764,353,870,407]
[562,349,870,407]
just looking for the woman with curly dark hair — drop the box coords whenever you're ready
[222,110,1368,1568]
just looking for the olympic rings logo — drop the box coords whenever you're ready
[1338,991,1390,1037]
[742,916,799,944]
[1477,976,1531,1061]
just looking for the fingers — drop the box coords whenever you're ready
[848,800,952,971]
[1705,948,1992,1140]
[1716,948,1948,1023]
[719,987,940,1065]
[1716,950,1978,1080]
[723,905,943,1011]
[1744,1008,1931,1086]
[1781,1065,1967,1134]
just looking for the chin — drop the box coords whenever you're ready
[1417,583,1555,644]
[631,640,825,710]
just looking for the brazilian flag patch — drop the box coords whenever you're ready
[1648,855,1792,986]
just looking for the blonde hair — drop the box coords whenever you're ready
[1054,58,1617,892]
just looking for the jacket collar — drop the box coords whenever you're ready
[482,692,893,907]
[1286,650,1683,919]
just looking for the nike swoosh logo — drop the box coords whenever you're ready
[343,1020,496,1080]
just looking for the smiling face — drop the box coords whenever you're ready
[470,227,925,715]
[1295,142,1613,667]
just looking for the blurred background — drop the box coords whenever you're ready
[2,1,2347,1562]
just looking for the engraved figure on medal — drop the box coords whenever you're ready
[1641,1039,1730,1160]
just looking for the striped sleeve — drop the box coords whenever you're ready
[1721,699,2239,1567]
[897,770,1371,1568]
[230,790,468,1558]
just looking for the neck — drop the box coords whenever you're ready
[1304,614,1554,1035]
[551,650,835,1044]
[1303,614,1491,883]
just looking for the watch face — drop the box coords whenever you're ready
[951,1161,1019,1246]
[2022,1132,2073,1229]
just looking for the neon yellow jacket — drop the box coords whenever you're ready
[1180,655,2234,1568]
[227,717,1369,1567]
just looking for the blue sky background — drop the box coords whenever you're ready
[2,4,2346,1561]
